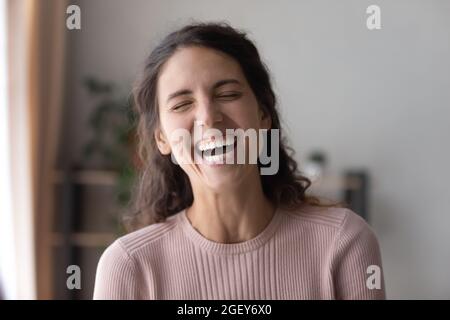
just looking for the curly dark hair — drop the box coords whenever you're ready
[125,21,331,231]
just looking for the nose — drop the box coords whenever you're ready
[195,96,223,128]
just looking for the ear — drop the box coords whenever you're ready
[259,105,272,130]
[154,127,171,155]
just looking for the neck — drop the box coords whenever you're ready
[186,168,275,243]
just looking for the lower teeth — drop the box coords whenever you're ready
[201,141,235,162]
[204,154,223,162]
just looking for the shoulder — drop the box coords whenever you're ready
[282,204,379,248]
[283,205,385,299]
[97,212,182,274]
[93,212,182,299]
[284,204,368,231]
[116,212,181,255]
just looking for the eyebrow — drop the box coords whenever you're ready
[166,79,242,104]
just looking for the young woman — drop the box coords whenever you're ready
[93,22,385,300]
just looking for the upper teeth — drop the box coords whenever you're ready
[198,136,235,152]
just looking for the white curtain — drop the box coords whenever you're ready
[0,0,36,300]
[0,0,67,299]
[0,0,12,300]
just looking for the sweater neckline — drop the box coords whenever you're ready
[178,207,283,255]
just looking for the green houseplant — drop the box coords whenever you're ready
[82,76,139,233]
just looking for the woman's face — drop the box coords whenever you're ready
[155,45,270,191]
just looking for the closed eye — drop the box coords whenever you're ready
[171,102,192,112]
[216,92,242,100]
[170,92,242,111]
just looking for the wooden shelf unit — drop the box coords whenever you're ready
[50,168,121,299]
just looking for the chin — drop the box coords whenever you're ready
[200,166,244,191]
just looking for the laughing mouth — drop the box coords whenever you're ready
[194,135,237,163]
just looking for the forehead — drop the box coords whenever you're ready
[157,46,245,95]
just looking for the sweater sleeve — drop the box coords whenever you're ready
[332,209,386,300]
[93,239,141,300]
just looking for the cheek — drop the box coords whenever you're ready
[160,113,192,137]
[159,114,194,160]
[228,98,262,129]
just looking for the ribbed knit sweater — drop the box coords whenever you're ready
[93,205,385,299]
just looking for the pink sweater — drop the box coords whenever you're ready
[93,205,385,299]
